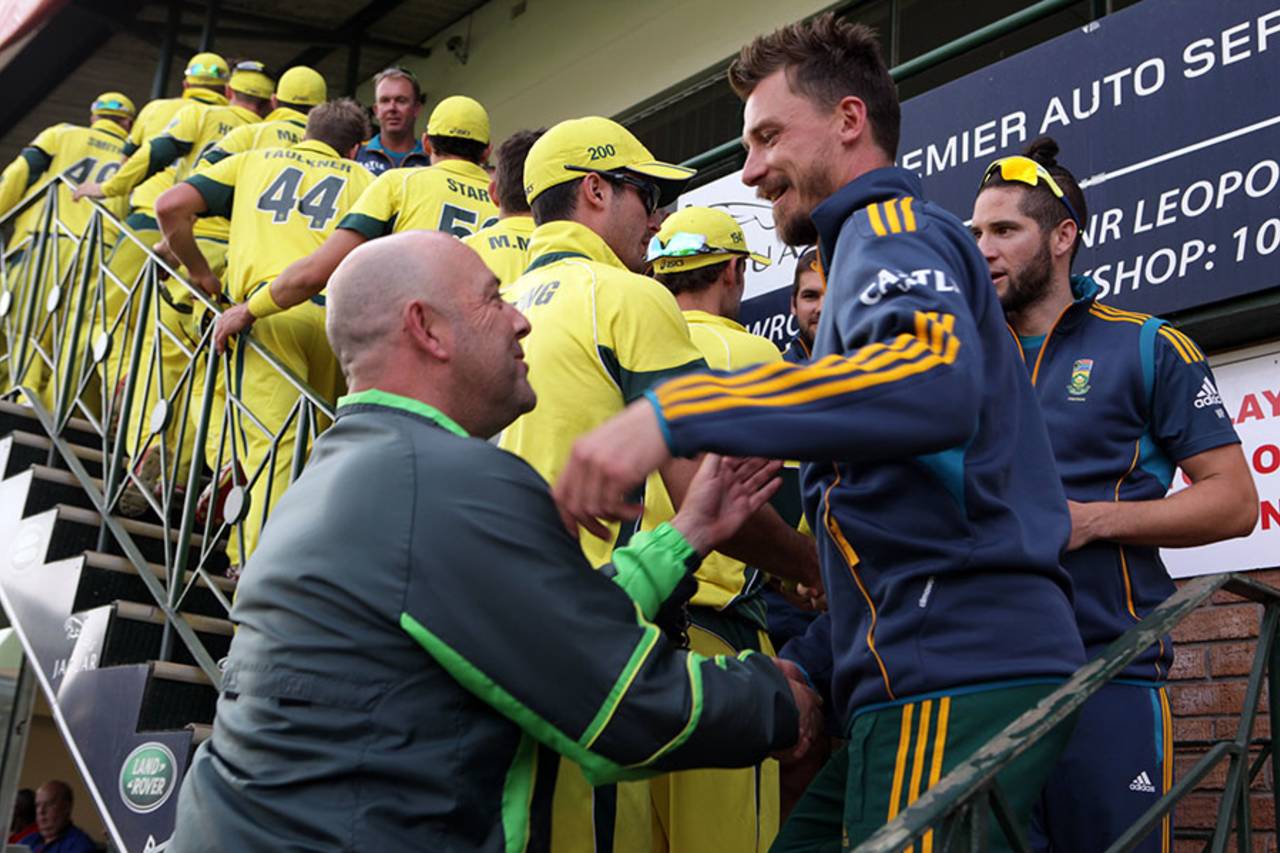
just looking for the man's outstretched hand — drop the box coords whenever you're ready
[71,181,105,202]
[772,658,822,761]
[553,400,673,538]
[671,455,783,556]
[214,303,255,353]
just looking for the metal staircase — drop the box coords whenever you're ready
[0,177,333,850]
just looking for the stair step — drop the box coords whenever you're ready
[49,504,227,574]
[4,430,105,479]
[140,661,218,730]
[26,464,100,512]
[77,550,234,619]
[0,399,99,448]
[102,601,232,670]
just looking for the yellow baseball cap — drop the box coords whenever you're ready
[90,92,136,119]
[229,61,275,99]
[276,66,326,107]
[184,52,229,84]
[648,206,771,274]
[426,95,490,144]
[524,116,695,207]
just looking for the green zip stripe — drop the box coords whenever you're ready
[633,650,705,765]
[501,733,537,853]
[581,620,660,749]
[398,612,649,786]
[339,388,468,437]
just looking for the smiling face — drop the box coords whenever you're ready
[791,268,825,345]
[740,71,843,247]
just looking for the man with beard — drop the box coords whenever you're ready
[551,15,1089,850]
[782,247,824,364]
[972,137,1256,853]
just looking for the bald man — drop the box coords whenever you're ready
[169,231,818,853]
[19,781,95,852]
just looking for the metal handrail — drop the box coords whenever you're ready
[854,571,1280,852]
[1,175,342,688]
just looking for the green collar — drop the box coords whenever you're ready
[337,388,469,437]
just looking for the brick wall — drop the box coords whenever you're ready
[1171,570,1280,852]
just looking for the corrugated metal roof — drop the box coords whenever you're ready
[0,0,486,165]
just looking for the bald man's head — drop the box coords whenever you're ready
[326,231,534,436]
[35,781,72,841]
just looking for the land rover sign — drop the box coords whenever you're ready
[119,742,177,815]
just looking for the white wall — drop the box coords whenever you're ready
[362,0,837,144]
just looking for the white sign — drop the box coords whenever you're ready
[1163,346,1280,578]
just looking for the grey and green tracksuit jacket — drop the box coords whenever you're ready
[170,388,799,853]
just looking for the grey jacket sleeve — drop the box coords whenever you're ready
[399,443,799,784]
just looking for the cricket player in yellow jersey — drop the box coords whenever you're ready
[200,66,327,165]
[0,92,135,405]
[463,128,541,294]
[116,67,330,516]
[157,99,372,561]
[74,61,274,208]
[642,206,785,852]
[209,94,497,351]
[498,117,820,853]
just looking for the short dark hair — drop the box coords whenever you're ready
[729,12,900,159]
[792,247,820,298]
[12,789,34,828]
[305,99,371,155]
[983,136,1089,261]
[654,259,737,296]
[428,135,488,165]
[277,100,314,114]
[530,177,583,226]
[234,91,271,113]
[494,129,545,214]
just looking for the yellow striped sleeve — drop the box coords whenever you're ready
[1164,326,1204,361]
[659,313,960,421]
[901,197,917,231]
[1157,327,1197,363]
[883,199,903,233]
[867,203,888,236]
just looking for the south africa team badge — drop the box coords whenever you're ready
[1067,358,1094,398]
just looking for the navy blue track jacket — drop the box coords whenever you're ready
[1016,276,1241,682]
[645,167,1086,725]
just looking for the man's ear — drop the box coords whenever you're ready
[1052,218,1079,261]
[404,300,450,362]
[488,177,499,203]
[834,95,869,148]
[582,172,609,212]
[421,134,434,156]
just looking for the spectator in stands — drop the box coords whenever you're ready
[8,788,35,844]
[167,230,818,853]
[18,781,95,852]
[781,247,824,364]
[463,128,544,293]
[972,136,1258,853]
[355,67,428,174]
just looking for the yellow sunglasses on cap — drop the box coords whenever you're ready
[980,155,1082,227]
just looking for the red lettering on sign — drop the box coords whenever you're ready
[1255,445,1280,475]
[1262,499,1280,532]
[1237,393,1265,423]
[1264,390,1280,418]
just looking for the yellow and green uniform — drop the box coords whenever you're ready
[498,220,706,853]
[462,213,534,295]
[187,140,373,561]
[337,159,498,240]
[641,310,783,852]
[200,106,309,165]
[0,119,130,405]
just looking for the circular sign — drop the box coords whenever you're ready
[45,285,61,314]
[92,332,111,364]
[0,290,11,317]
[118,742,177,814]
[149,400,170,436]
[222,486,249,525]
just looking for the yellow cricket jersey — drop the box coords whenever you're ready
[463,214,535,295]
[0,119,130,242]
[641,311,783,610]
[126,89,228,156]
[185,140,373,302]
[201,107,309,165]
[498,220,707,568]
[338,159,498,240]
[102,102,261,202]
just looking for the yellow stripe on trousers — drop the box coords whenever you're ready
[885,697,952,853]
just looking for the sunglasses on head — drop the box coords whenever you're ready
[233,60,268,74]
[93,99,127,112]
[647,231,745,263]
[186,62,227,79]
[981,156,1082,227]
